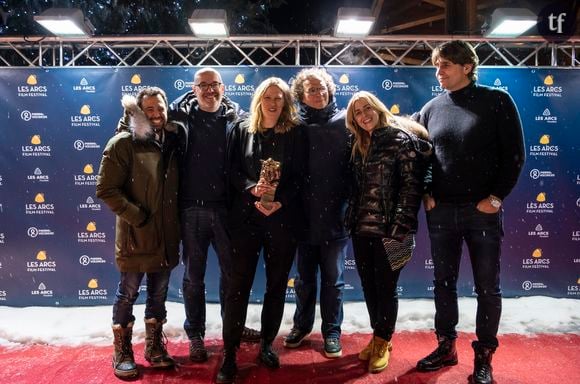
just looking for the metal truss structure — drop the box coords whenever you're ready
[0,34,579,67]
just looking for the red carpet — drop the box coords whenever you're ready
[1,331,578,384]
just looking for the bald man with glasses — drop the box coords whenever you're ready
[170,68,260,363]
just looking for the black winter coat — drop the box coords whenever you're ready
[299,100,351,243]
[347,125,431,241]
[228,121,306,231]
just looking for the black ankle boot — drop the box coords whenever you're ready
[259,342,280,368]
[472,344,494,384]
[416,335,458,372]
[216,349,237,384]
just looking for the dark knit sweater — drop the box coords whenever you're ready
[417,82,525,203]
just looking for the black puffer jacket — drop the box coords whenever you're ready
[347,121,432,241]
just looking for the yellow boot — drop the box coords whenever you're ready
[368,336,393,373]
[358,336,373,361]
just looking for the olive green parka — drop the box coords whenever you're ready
[96,98,180,273]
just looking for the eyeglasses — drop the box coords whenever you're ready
[305,86,328,95]
[194,82,222,91]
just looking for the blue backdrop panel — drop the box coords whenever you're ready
[0,66,578,307]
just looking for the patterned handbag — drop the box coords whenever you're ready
[382,234,415,271]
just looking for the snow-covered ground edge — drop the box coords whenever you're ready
[1,296,578,347]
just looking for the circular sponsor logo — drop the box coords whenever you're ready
[530,169,540,179]
[79,255,90,266]
[74,140,85,151]
[576,197,580,208]
[174,79,185,91]
[27,227,39,238]
[381,79,393,90]
[522,280,533,291]
[21,110,32,121]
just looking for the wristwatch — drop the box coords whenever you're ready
[488,195,502,209]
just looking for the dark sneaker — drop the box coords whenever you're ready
[216,349,237,384]
[259,343,280,369]
[240,326,261,343]
[189,335,208,362]
[324,337,342,358]
[283,328,310,348]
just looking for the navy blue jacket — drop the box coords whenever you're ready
[299,100,351,243]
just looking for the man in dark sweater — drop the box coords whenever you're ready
[170,68,259,362]
[415,41,525,384]
[283,68,351,358]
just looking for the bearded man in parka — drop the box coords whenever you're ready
[96,87,181,379]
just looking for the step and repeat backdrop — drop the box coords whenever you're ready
[0,66,578,306]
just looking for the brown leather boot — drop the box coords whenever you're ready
[144,318,174,368]
[112,323,138,379]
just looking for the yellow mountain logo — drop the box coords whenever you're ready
[287,278,295,288]
[234,74,245,84]
[577,277,580,285]
[31,135,41,145]
[27,75,38,85]
[339,74,349,84]
[544,75,554,85]
[34,193,45,203]
[539,135,550,145]
[131,74,141,84]
[532,248,542,258]
[88,279,98,289]
[390,105,400,114]
[536,193,546,202]
[83,164,94,174]
[86,222,97,232]
[36,250,47,261]
[80,105,91,115]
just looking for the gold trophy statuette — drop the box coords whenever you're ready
[259,158,281,209]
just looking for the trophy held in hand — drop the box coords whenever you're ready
[259,158,281,210]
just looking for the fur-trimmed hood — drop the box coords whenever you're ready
[121,95,153,140]
[119,95,178,141]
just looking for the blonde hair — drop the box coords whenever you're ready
[246,77,300,134]
[346,91,396,160]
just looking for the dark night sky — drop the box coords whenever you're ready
[270,0,373,34]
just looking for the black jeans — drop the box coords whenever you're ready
[222,223,297,349]
[180,205,232,339]
[352,235,402,341]
[427,202,503,349]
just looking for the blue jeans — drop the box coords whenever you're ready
[181,205,232,339]
[352,236,401,341]
[112,270,171,327]
[427,202,503,349]
[292,238,347,338]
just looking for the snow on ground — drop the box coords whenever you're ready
[0,297,578,346]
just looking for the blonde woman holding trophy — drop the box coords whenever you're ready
[217,77,306,383]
